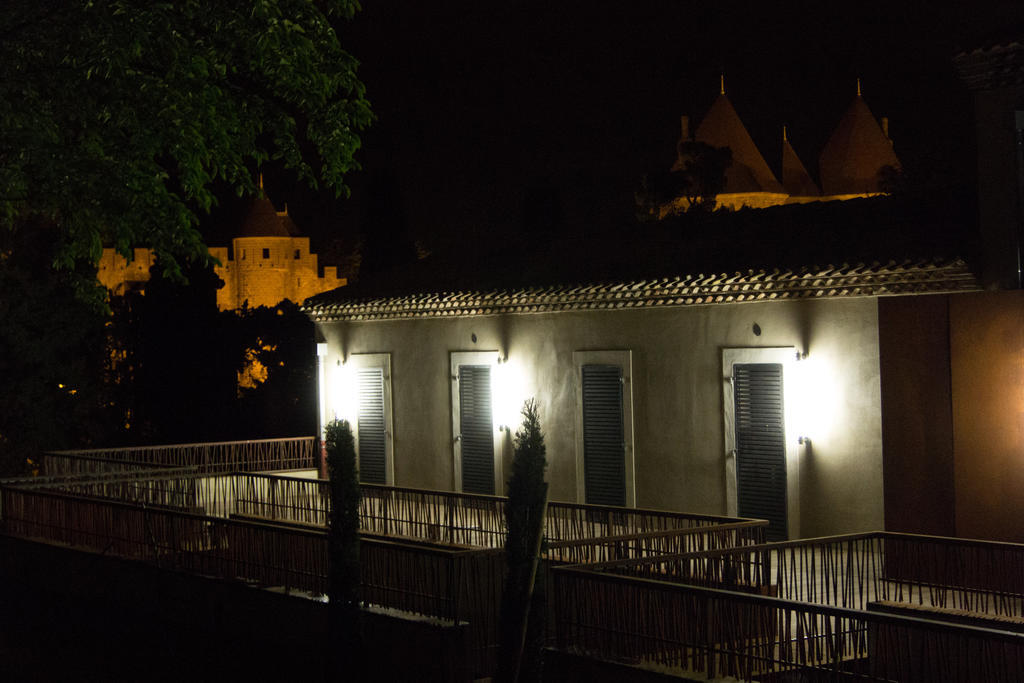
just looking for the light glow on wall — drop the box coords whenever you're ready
[330,359,358,425]
[493,355,526,431]
[786,350,840,445]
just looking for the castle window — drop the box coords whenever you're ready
[294,249,301,259]
[262,248,270,259]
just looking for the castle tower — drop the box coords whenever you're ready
[682,78,787,209]
[214,191,345,311]
[781,125,821,201]
[819,80,900,196]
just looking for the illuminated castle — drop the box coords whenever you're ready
[97,189,346,310]
[666,78,900,212]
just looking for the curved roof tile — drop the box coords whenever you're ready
[303,258,978,322]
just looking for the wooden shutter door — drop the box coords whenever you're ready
[356,368,387,484]
[733,362,788,540]
[459,365,494,494]
[582,364,626,506]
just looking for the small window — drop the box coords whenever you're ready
[262,248,270,259]
[242,250,246,260]
[294,249,301,259]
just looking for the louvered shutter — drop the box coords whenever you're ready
[733,363,788,541]
[582,364,626,506]
[459,365,494,494]
[357,368,387,484]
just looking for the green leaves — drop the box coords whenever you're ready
[0,0,371,289]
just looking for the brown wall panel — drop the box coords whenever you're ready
[878,295,955,535]
[950,291,1024,542]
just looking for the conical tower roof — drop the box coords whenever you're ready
[781,127,820,197]
[694,93,785,195]
[819,85,900,195]
[239,197,291,237]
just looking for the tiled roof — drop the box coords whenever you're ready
[954,39,1024,91]
[304,258,979,322]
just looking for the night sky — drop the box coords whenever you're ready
[205,0,1024,266]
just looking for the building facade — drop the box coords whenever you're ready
[304,260,979,541]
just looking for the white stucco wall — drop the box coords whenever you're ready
[315,296,883,537]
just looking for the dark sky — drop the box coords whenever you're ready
[207,0,1024,263]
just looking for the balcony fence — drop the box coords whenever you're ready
[44,436,318,475]
[552,562,1024,682]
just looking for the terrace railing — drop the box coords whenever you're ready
[228,472,764,552]
[44,436,318,475]
[552,563,1024,682]
[30,451,763,551]
[0,483,504,677]
[588,532,1024,618]
[545,520,767,566]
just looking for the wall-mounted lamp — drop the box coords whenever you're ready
[493,353,523,431]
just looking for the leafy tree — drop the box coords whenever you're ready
[0,0,372,292]
[325,419,363,679]
[636,142,733,220]
[0,221,114,475]
[106,260,243,445]
[674,141,732,213]
[235,301,317,438]
[498,399,549,683]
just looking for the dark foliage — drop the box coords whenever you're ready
[106,261,241,445]
[106,265,317,445]
[674,141,733,212]
[636,142,732,219]
[1,0,371,285]
[0,222,113,474]
[325,419,363,678]
[498,399,548,683]
[235,301,317,439]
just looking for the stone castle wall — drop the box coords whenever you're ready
[100,236,345,310]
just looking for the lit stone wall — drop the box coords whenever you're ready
[96,248,155,295]
[99,239,345,310]
[315,297,884,538]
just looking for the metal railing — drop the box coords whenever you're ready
[14,467,764,553]
[44,437,318,474]
[230,473,763,551]
[0,484,503,677]
[545,520,767,565]
[585,532,1024,618]
[552,563,1024,682]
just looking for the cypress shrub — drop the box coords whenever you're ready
[325,419,362,678]
[498,399,548,682]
